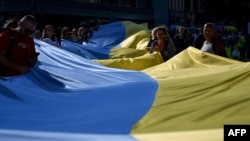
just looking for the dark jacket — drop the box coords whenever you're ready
[150,39,175,61]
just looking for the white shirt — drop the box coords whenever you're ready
[201,41,215,54]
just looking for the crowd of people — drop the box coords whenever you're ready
[0,14,249,77]
[33,20,100,48]
[147,23,250,62]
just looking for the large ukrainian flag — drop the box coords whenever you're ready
[0,21,250,141]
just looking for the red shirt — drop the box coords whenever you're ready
[0,29,36,76]
[156,42,164,48]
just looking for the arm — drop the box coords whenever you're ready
[27,38,38,67]
[149,40,158,53]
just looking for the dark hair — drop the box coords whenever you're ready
[3,19,18,29]
[60,26,70,39]
[42,24,56,41]
[156,27,167,35]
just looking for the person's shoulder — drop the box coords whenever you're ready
[0,28,17,38]
[0,28,11,34]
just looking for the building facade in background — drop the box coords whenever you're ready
[0,0,154,29]
[0,0,250,31]
[168,0,250,31]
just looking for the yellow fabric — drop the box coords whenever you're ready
[93,21,165,71]
[120,22,150,50]
[122,21,150,40]
[93,50,163,71]
[109,48,149,59]
[139,22,149,28]
[131,47,250,140]
[133,129,222,141]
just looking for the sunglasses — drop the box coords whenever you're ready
[24,29,35,34]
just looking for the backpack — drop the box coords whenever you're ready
[0,29,16,76]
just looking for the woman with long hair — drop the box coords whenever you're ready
[41,25,60,47]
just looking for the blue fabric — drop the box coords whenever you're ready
[0,129,137,141]
[0,39,158,135]
[61,21,125,59]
